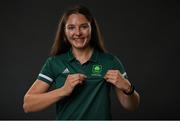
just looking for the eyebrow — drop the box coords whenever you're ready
[66,23,90,27]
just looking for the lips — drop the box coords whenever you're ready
[73,38,85,41]
[74,37,84,40]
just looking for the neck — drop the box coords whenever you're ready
[72,47,93,64]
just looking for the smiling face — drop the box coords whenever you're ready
[64,13,92,50]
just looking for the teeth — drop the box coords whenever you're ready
[74,38,83,41]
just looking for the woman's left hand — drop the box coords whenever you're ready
[104,70,131,93]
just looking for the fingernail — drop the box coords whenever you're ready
[82,74,87,78]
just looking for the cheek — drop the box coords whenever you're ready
[83,30,91,38]
[88,29,92,38]
[65,31,73,39]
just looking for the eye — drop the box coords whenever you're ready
[81,24,89,29]
[67,26,75,30]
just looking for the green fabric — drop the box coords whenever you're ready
[37,49,127,120]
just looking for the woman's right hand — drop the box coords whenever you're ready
[62,73,87,96]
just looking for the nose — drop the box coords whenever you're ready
[74,28,82,36]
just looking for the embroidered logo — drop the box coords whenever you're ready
[62,68,70,74]
[91,64,102,76]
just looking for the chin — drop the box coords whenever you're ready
[73,45,87,49]
[73,43,90,49]
[72,42,88,49]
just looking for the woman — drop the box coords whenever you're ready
[23,5,140,120]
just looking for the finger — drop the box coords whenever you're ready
[106,79,116,84]
[73,76,85,86]
[105,71,117,77]
[72,73,86,79]
[105,74,116,80]
[77,74,87,82]
[71,74,86,84]
[106,70,120,75]
[104,72,114,80]
[104,73,109,80]
[79,74,87,79]
[69,73,85,80]
[106,70,113,75]
[72,79,81,87]
[107,70,125,79]
[67,74,77,79]
[66,74,78,84]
